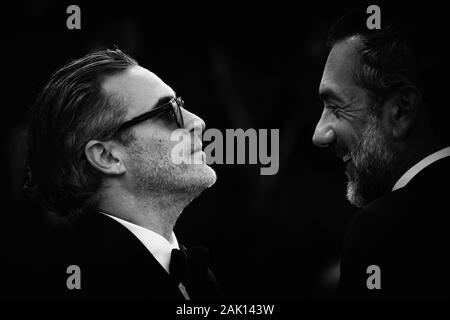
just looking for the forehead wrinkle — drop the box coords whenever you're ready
[321,39,369,108]
[319,83,352,105]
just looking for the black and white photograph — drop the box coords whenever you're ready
[2,0,449,315]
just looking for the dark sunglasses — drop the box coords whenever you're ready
[116,96,185,132]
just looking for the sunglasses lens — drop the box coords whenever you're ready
[174,98,184,128]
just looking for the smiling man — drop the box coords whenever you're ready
[313,9,450,298]
[26,49,220,299]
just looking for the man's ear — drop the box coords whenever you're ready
[84,140,126,175]
[384,86,423,139]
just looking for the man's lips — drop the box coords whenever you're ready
[191,146,203,154]
[342,154,352,163]
[342,154,355,178]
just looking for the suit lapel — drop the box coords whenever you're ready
[72,211,185,300]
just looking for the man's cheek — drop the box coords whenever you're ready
[169,128,192,164]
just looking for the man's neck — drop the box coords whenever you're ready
[97,190,193,241]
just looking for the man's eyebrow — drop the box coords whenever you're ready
[319,88,346,104]
[152,95,175,109]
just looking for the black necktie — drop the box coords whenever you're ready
[169,246,221,299]
[170,247,189,287]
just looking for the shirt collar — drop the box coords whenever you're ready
[392,146,450,191]
[100,212,179,274]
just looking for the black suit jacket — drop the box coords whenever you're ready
[45,211,221,300]
[338,155,450,299]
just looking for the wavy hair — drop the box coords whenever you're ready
[26,48,137,217]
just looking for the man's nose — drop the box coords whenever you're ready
[312,111,336,147]
[182,108,206,134]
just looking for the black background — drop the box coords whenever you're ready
[2,1,448,299]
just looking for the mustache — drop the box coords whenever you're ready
[330,141,350,158]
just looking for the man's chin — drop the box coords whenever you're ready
[345,160,396,208]
[346,173,393,208]
[346,179,367,208]
[182,163,217,190]
[199,164,217,188]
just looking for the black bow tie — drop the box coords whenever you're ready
[169,246,210,287]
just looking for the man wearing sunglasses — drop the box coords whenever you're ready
[25,49,219,299]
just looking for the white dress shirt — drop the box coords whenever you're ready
[392,146,450,191]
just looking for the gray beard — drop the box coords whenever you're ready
[346,115,397,208]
